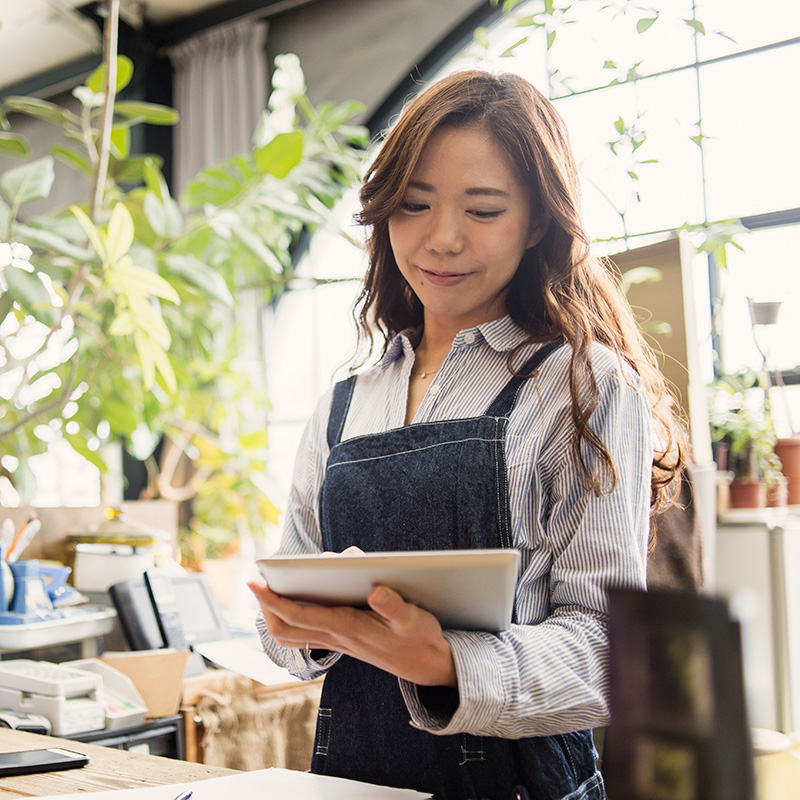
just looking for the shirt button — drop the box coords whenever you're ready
[463,332,476,344]
[429,384,440,395]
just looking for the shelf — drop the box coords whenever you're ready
[0,606,116,652]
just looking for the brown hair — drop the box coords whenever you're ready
[354,69,684,515]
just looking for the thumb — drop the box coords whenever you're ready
[367,585,409,622]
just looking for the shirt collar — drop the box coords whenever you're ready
[380,316,534,369]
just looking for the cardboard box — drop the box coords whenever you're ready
[100,649,188,718]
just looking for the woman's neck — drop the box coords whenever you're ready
[414,326,455,373]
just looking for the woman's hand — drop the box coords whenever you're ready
[248,579,457,687]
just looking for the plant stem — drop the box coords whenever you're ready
[89,0,119,222]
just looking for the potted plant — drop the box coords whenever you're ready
[709,370,785,509]
[0,0,367,563]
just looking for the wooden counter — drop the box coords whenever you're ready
[0,727,237,797]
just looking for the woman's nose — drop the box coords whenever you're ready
[424,208,464,255]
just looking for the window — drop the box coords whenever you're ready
[265,0,800,526]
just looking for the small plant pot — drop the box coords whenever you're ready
[728,478,767,509]
[768,476,789,508]
[775,437,800,505]
[748,299,782,326]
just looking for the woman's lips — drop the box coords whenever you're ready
[419,268,471,287]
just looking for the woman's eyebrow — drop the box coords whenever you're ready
[465,187,510,198]
[407,180,510,198]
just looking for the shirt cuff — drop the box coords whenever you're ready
[255,613,340,679]
[399,630,509,735]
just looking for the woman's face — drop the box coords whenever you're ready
[388,124,544,334]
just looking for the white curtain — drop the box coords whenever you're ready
[168,18,269,194]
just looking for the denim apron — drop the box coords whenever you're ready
[312,340,605,800]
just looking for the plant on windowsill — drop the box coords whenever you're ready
[0,0,367,564]
[709,369,786,510]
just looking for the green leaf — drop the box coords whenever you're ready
[143,191,167,237]
[113,259,180,304]
[683,18,706,35]
[97,396,139,437]
[546,28,557,50]
[621,266,663,293]
[602,60,617,70]
[254,130,303,179]
[3,267,58,325]
[110,125,130,159]
[106,203,135,263]
[642,320,673,336]
[151,341,177,394]
[134,330,156,391]
[614,116,626,134]
[143,158,169,203]
[165,253,234,305]
[0,132,31,157]
[500,36,528,58]
[108,310,135,336]
[0,156,55,205]
[142,192,182,239]
[473,26,490,49]
[84,55,134,95]
[230,223,284,273]
[162,196,183,238]
[14,220,92,260]
[2,97,71,126]
[71,204,107,263]
[114,101,179,126]
[637,17,658,34]
[51,145,92,176]
[240,430,268,450]
[111,154,157,184]
[65,433,108,471]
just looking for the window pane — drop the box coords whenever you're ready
[555,70,704,241]
[702,44,800,220]
[718,224,800,373]
[696,0,800,60]
[547,0,697,96]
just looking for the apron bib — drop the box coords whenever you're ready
[313,340,604,800]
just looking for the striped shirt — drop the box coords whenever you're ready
[256,315,651,738]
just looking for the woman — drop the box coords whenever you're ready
[249,70,683,800]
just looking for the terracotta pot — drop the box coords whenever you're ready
[768,476,789,508]
[775,437,800,505]
[728,479,767,509]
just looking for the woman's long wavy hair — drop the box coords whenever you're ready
[354,70,684,516]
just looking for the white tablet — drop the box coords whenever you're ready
[256,548,519,633]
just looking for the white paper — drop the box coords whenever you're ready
[193,634,300,686]
[39,766,432,799]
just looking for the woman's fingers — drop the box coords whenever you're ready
[249,579,456,685]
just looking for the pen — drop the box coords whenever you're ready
[7,518,41,562]
[6,514,36,561]
[171,792,193,800]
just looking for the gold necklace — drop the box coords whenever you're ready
[409,369,435,378]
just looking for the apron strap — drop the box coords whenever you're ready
[327,375,357,449]
[485,338,566,418]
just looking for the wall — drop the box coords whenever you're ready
[265,0,487,123]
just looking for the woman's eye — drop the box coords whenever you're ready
[400,201,428,213]
[470,209,504,219]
